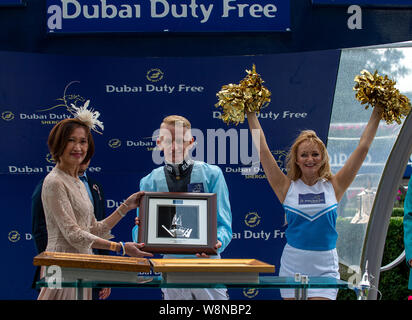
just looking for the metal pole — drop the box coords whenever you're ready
[75,279,83,300]
[361,112,412,300]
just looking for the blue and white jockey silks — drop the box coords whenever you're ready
[132,160,232,300]
[132,160,232,254]
[282,179,338,251]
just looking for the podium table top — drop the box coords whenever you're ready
[33,251,151,273]
[33,252,275,273]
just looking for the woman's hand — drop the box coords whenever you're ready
[123,191,145,211]
[99,288,111,300]
[124,242,153,258]
[195,240,222,258]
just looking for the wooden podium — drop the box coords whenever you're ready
[151,258,275,284]
[33,252,354,300]
[33,251,151,283]
[34,252,275,284]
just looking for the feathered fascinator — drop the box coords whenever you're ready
[68,100,104,134]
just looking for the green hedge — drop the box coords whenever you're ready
[392,207,404,217]
[337,214,410,300]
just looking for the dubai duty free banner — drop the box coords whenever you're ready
[0,50,339,299]
[46,0,291,33]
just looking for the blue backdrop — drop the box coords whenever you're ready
[0,49,341,299]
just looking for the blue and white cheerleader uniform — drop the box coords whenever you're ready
[279,178,340,299]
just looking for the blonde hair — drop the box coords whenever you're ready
[161,115,191,129]
[285,130,332,181]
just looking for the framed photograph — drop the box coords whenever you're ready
[138,192,217,255]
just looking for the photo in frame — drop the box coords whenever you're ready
[138,192,217,254]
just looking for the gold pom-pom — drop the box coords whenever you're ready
[215,64,271,125]
[354,69,411,125]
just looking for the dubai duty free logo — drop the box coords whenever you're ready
[8,230,34,242]
[108,138,122,149]
[46,153,55,164]
[1,111,14,121]
[243,288,259,299]
[146,68,164,82]
[8,230,21,243]
[244,212,261,228]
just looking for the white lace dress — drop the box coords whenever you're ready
[37,167,113,300]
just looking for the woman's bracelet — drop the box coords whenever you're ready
[116,202,129,218]
[110,241,126,255]
[109,242,118,252]
[117,241,126,256]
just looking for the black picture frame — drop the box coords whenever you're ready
[138,192,217,255]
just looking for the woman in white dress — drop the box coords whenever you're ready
[246,106,382,300]
[38,114,153,300]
